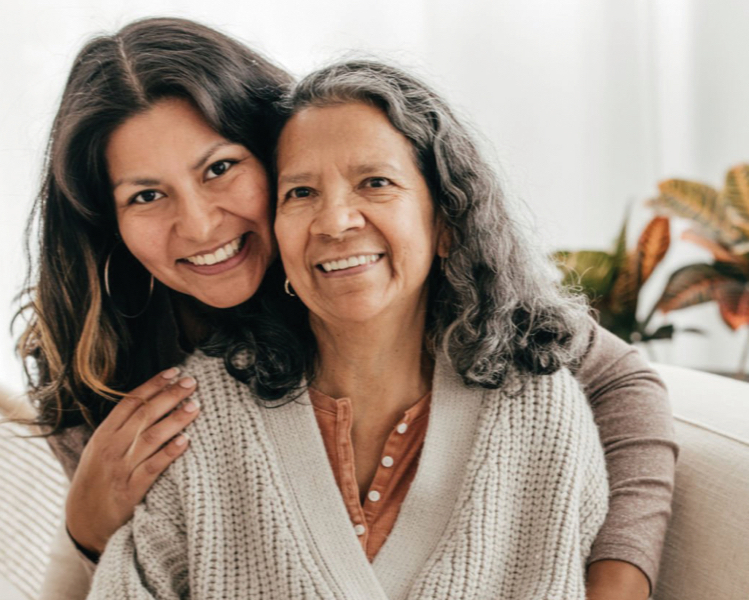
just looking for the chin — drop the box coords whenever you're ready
[196,289,254,309]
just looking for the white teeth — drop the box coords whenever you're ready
[184,235,244,266]
[320,254,380,273]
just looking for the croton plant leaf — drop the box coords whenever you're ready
[610,217,670,315]
[715,282,749,330]
[637,216,671,285]
[609,251,639,315]
[657,262,746,313]
[681,229,739,263]
[724,164,749,233]
[650,179,740,245]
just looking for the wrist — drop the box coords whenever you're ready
[65,524,104,564]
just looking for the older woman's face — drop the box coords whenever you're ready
[275,102,446,327]
[107,97,275,308]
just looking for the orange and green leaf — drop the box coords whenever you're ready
[656,263,737,313]
[724,164,749,230]
[649,178,739,244]
[715,282,749,330]
[609,251,639,315]
[681,229,739,264]
[637,216,670,285]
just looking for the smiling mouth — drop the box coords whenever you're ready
[181,234,247,266]
[317,254,383,273]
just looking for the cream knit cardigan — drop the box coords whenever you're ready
[87,352,608,600]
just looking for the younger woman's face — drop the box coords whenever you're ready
[106,97,275,308]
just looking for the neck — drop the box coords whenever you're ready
[310,301,433,421]
[170,292,219,351]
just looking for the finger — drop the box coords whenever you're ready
[99,367,182,433]
[117,376,197,440]
[128,434,191,502]
[128,398,200,465]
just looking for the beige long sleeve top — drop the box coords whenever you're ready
[45,321,677,593]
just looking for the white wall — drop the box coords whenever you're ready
[2,0,748,392]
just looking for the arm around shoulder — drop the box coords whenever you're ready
[573,319,678,593]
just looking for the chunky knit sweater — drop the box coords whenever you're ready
[87,352,608,600]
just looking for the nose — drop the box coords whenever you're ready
[310,192,365,239]
[174,188,222,242]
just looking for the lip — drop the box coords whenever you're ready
[179,233,252,275]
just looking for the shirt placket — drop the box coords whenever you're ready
[361,411,413,529]
[334,398,369,546]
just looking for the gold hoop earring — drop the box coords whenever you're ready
[284,278,296,297]
[104,241,154,319]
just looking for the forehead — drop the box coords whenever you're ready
[106,98,221,173]
[277,102,417,169]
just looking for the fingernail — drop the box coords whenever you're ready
[161,367,180,379]
[178,376,196,389]
[182,399,200,413]
[175,433,189,446]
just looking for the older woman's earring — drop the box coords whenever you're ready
[284,278,296,297]
[104,241,154,319]
[440,256,448,273]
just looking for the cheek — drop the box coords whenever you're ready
[118,217,169,271]
[274,218,304,270]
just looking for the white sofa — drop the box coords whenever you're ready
[651,364,749,599]
[1,365,748,599]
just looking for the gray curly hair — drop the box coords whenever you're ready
[230,60,592,397]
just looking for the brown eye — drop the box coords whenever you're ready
[365,177,392,188]
[131,190,165,205]
[206,160,236,180]
[286,187,313,200]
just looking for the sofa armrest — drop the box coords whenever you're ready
[652,364,749,600]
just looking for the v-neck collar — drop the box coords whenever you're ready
[259,356,484,600]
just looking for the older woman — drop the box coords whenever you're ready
[84,60,666,599]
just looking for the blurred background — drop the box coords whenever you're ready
[1,0,748,395]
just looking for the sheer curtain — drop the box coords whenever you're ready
[1,0,747,393]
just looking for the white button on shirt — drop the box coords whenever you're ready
[381,456,394,468]
[396,422,409,434]
[354,524,366,536]
[368,490,381,502]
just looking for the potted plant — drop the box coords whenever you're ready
[554,214,673,346]
[649,163,749,375]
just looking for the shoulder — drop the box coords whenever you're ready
[171,350,265,455]
[478,367,594,439]
[179,351,254,411]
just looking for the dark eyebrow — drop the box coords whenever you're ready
[111,141,237,190]
[112,177,161,191]
[191,141,235,171]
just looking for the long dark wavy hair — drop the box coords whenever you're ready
[228,60,592,398]
[16,17,293,435]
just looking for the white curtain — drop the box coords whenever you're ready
[1,0,747,392]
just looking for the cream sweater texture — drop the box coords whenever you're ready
[87,352,608,600]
